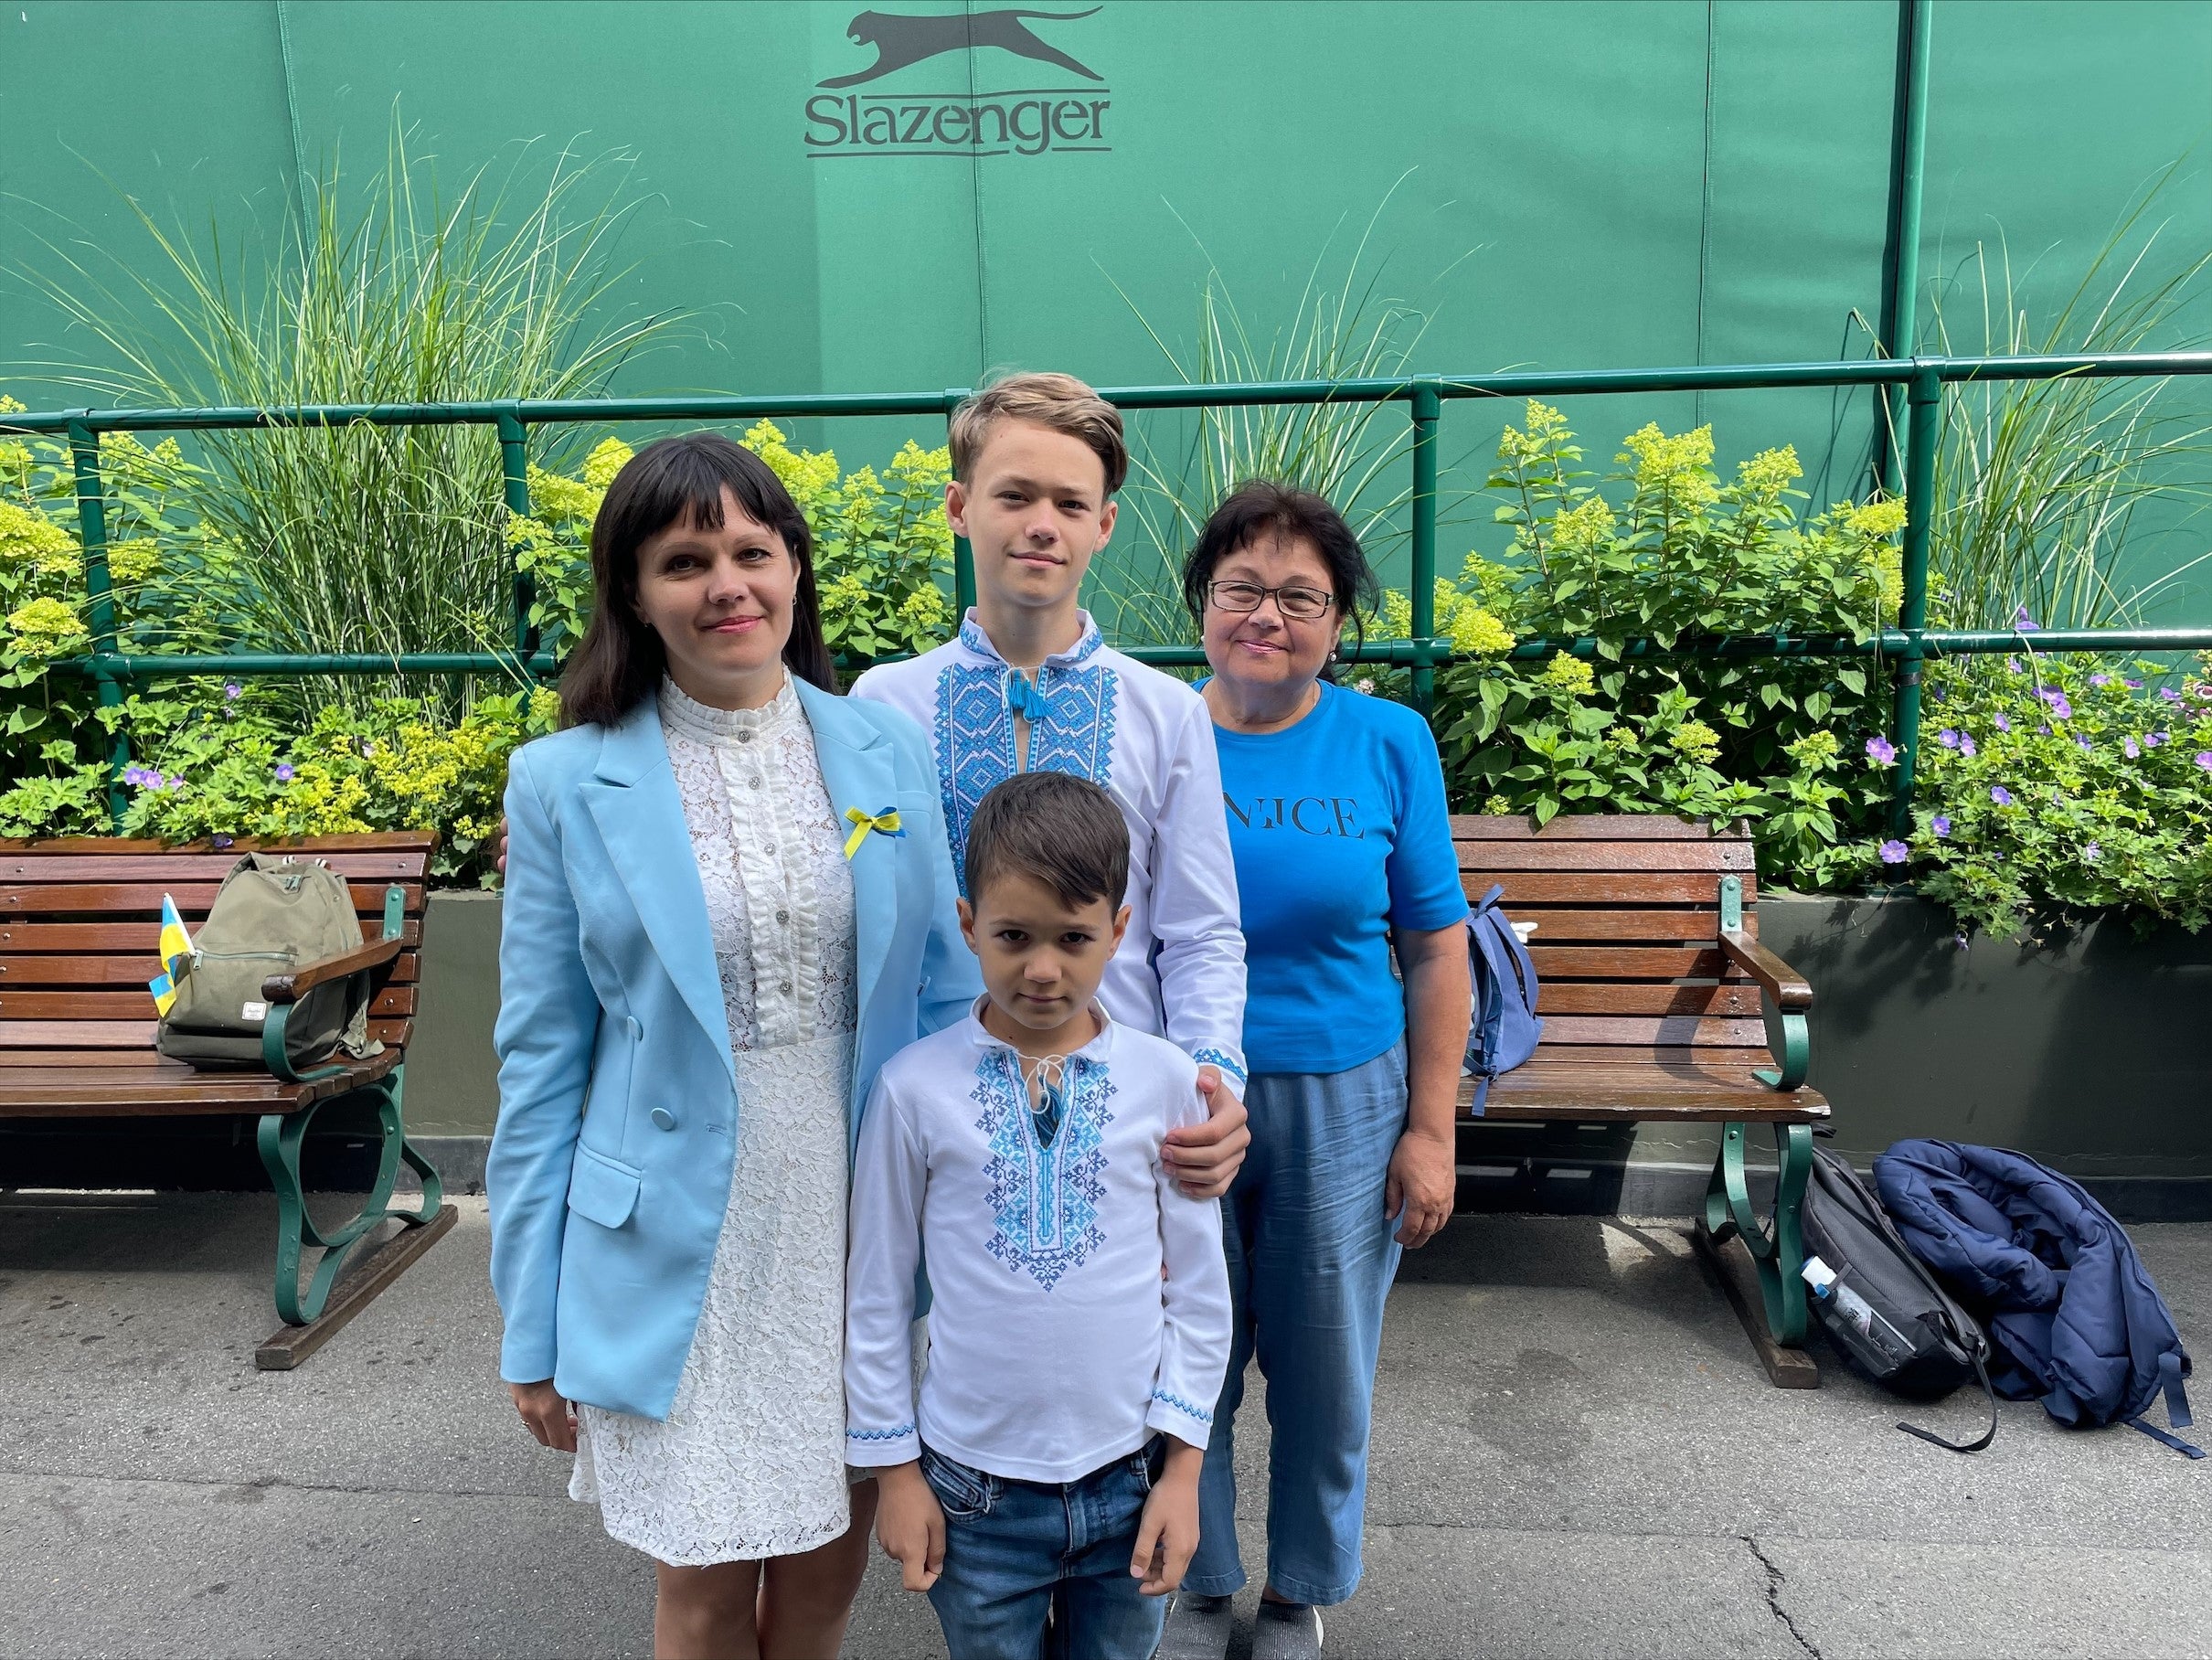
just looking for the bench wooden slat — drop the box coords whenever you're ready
[0,1046,401,1114]
[0,1048,168,1066]
[0,953,419,986]
[0,882,422,915]
[2,1016,410,1049]
[1527,945,1734,979]
[0,832,435,853]
[1452,840,1755,873]
[0,984,418,1019]
[1538,983,1762,1017]
[0,852,430,882]
[1449,815,1739,841]
[1495,908,1730,944]
[0,919,423,952]
[1536,1015,1766,1046]
[1512,1045,1777,1070]
[1456,870,1757,905]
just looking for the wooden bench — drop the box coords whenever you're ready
[0,832,454,1368]
[1453,814,1830,1386]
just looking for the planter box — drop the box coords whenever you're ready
[1458,892,2212,1220]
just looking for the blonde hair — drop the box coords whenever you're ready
[948,371,1129,496]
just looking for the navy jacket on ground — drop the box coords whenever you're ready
[1873,1138,2191,1432]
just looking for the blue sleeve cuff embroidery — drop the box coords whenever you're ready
[846,1423,917,1442]
[1192,1048,1248,1087]
[1151,1388,1216,1425]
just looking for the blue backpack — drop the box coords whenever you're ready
[1874,1139,2199,1457]
[1462,884,1543,1115]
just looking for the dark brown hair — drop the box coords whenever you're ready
[950,371,1129,497]
[558,432,838,728]
[1180,479,1379,671]
[963,771,1130,910]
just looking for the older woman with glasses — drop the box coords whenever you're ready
[1160,482,1472,1660]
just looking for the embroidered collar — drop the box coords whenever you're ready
[658,672,799,745]
[954,609,1105,670]
[963,995,1116,1066]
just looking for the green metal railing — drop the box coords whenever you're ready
[10,347,2212,832]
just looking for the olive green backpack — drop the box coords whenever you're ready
[156,853,378,1071]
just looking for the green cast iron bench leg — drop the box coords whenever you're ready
[1702,1119,1814,1348]
[255,1064,445,1326]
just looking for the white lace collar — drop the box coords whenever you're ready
[658,672,800,745]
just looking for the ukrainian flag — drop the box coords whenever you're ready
[147,895,195,1016]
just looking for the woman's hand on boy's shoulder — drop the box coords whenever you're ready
[873,1461,946,1592]
[1164,1068,1250,1198]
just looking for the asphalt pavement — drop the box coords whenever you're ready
[4,1192,2207,1658]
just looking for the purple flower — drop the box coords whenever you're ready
[2162,686,2184,705]
[2124,737,2141,760]
[2014,606,2041,632]
[2077,733,2094,751]
[2039,724,2053,736]
[2196,752,2212,771]
[1879,839,1909,865]
[1991,786,2015,806]
[2151,731,2169,747]
[1994,713,2012,732]
[2090,673,2112,688]
[122,766,148,787]
[1866,736,1897,765]
[165,775,186,792]
[2007,656,2025,675]
[2039,688,2074,719]
[1959,734,1977,758]
[223,681,242,700]
[1938,729,1961,749]
[2127,678,2144,690]
[274,762,294,782]
[1954,931,1971,952]
[1932,815,1952,838]
[2084,842,2101,863]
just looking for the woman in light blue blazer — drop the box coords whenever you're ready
[489,433,977,1659]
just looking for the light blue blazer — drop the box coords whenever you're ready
[486,681,980,1419]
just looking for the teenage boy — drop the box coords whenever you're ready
[851,372,1250,1196]
[845,771,1232,1660]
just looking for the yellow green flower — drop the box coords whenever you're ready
[1603,724,1638,751]
[1734,445,1803,495]
[0,500,78,568]
[1548,495,1616,555]
[1845,497,1908,540]
[582,437,633,492]
[1543,651,1596,696]
[107,538,160,585]
[1446,601,1514,656]
[1619,422,1718,508]
[6,596,88,657]
[1668,720,1721,764]
[1785,729,1841,767]
[1481,793,1515,816]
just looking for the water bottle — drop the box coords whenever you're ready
[1803,1255,1915,1361]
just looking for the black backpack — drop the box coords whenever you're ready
[1800,1146,1999,1453]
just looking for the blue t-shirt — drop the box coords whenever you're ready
[1209,681,1469,1075]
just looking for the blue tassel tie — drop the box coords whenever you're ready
[1005,669,1044,720]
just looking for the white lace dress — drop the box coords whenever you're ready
[569,675,860,1565]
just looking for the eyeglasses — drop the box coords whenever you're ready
[1206,580,1336,622]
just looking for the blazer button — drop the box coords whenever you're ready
[627,1016,643,1041]
[650,1107,677,1131]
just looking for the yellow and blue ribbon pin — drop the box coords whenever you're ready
[842,804,906,859]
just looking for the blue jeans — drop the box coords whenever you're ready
[923,1439,1168,1660]
[1186,1042,1409,1607]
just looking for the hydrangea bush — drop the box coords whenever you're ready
[1377,402,1904,889]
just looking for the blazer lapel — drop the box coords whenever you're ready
[579,695,735,1078]
[799,680,900,1021]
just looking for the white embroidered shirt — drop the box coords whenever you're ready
[843,1002,1233,1483]
[850,611,1249,1084]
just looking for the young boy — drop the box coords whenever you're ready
[845,771,1232,1660]
[849,373,1251,1196]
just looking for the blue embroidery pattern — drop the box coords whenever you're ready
[1151,1388,1216,1424]
[1192,1047,1249,1086]
[933,641,1119,893]
[846,1423,917,1442]
[974,1049,1116,1290]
